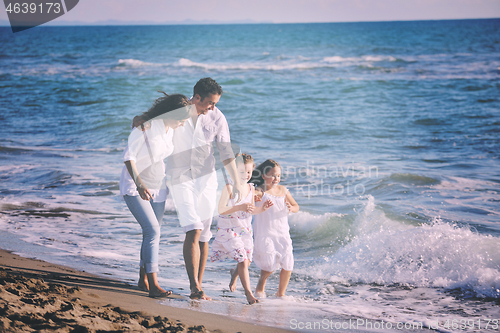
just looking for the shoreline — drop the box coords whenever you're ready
[0,246,291,332]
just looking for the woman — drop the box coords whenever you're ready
[120,93,192,297]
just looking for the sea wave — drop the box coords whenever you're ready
[2,52,497,79]
[388,173,441,186]
[176,58,328,71]
[312,196,500,299]
[116,55,405,72]
[117,59,161,67]
[109,55,500,80]
[323,55,398,63]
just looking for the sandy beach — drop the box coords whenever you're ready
[0,248,291,333]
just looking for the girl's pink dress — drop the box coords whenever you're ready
[210,184,254,263]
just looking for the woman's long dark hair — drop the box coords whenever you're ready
[141,92,190,122]
[249,159,281,186]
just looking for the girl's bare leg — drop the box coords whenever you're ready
[229,263,239,292]
[238,260,259,304]
[277,269,292,297]
[255,269,273,297]
[138,266,149,291]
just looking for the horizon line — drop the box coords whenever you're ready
[1,17,499,27]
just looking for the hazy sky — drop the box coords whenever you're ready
[1,0,500,24]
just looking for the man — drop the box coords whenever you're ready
[166,78,242,300]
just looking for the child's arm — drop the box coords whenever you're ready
[252,199,273,215]
[252,187,273,215]
[285,190,299,213]
[218,184,254,215]
[254,187,264,202]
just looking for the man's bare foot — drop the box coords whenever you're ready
[190,289,211,300]
[229,268,238,292]
[245,291,259,305]
[255,290,266,298]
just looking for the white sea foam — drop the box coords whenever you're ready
[118,59,160,67]
[79,250,130,260]
[0,164,38,175]
[433,176,499,192]
[3,51,497,80]
[289,211,343,230]
[170,56,400,72]
[311,196,500,299]
[2,190,498,330]
[283,196,500,330]
[323,55,397,63]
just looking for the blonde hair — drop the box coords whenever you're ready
[236,153,255,168]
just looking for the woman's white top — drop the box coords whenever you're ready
[119,119,174,202]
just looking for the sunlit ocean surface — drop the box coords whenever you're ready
[1,19,499,331]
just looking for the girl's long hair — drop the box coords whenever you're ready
[250,159,281,186]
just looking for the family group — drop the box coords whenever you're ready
[119,78,299,304]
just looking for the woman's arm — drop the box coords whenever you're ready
[254,187,264,202]
[124,160,153,201]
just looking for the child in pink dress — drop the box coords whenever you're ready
[251,159,299,298]
[211,153,272,304]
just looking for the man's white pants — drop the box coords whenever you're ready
[170,171,218,242]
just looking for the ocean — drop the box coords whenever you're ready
[1,19,499,332]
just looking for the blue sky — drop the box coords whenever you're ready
[1,0,500,24]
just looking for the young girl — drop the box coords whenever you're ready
[210,153,272,304]
[251,159,299,298]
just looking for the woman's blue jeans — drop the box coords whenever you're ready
[123,195,165,273]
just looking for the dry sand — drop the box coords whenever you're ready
[0,249,290,333]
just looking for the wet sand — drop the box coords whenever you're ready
[0,249,290,332]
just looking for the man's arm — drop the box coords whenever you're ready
[222,156,244,202]
[214,113,244,201]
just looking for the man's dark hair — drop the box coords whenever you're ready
[193,77,223,101]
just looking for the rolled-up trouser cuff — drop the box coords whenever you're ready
[183,219,212,242]
[142,262,159,273]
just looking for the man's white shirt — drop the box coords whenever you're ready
[167,106,233,184]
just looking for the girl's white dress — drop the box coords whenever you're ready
[253,188,294,272]
[210,184,254,263]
